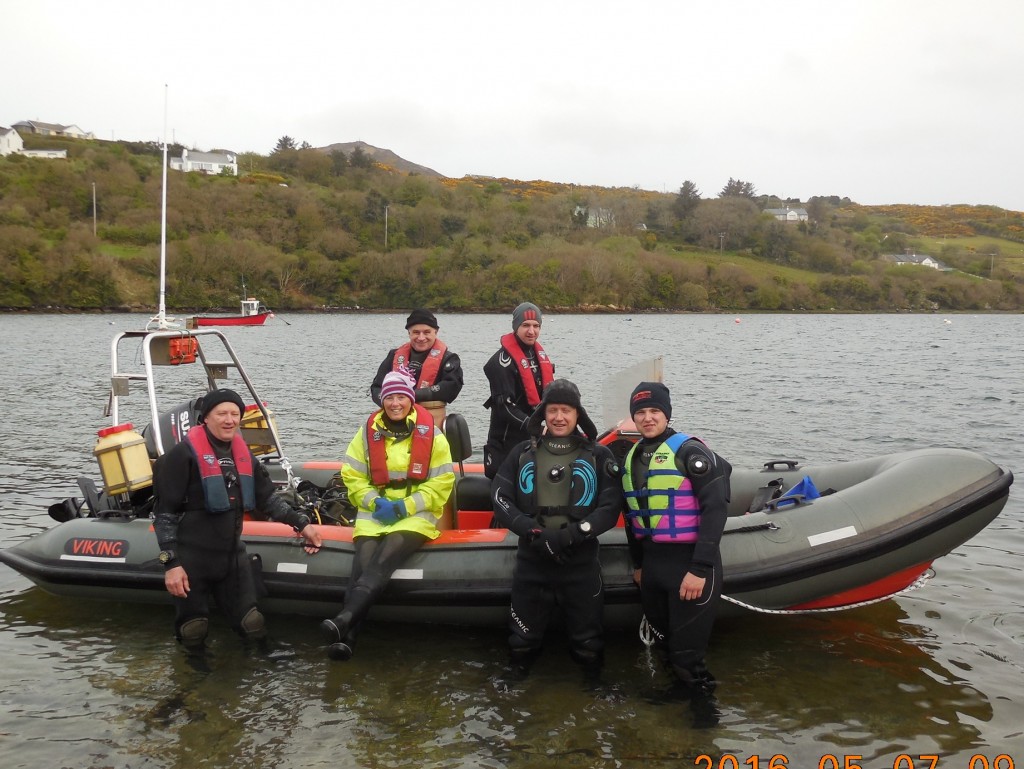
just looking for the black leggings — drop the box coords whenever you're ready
[343,531,428,629]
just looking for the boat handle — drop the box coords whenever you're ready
[762,459,800,471]
[765,494,810,511]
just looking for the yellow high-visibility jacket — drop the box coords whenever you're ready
[341,410,455,540]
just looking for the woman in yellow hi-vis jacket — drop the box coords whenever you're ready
[319,369,455,660]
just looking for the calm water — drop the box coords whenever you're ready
[0,312,1021,768]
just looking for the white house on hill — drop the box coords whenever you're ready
[170,149,238,176]
[0,127,66,159]
[0,127,24,156]
[885,252,949,271]
[763,207,809,222]
[12,120,95,140]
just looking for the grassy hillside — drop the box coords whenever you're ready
[1,135,1022,312]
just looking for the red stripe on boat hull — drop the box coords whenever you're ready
[788,562,932,610]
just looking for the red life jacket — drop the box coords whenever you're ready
[393,339,448,388]
[185,426,255,512]
[500,333,554,407]
[366,404,436,487]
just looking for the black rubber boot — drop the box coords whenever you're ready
[503,646,542,682]
[327,639,354,661]
[671,661,720,726]
[321,586,374,660]
[678,662,717,697]
[319,611,352,645]
[570,646,605,690]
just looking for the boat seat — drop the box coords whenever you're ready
[76,477,125,518]
[442,412,496,528]
[444,412,472,470]
[142,398,202,457]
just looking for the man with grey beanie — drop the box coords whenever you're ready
[482,302,555,478]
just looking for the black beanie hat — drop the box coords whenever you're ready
[405,308,438,329]
[527,378,598,439]
[629,381,672,421]
[198,388,247,422]
[512,302,542,331]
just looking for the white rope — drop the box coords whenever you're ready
[720,569,935,615]
[637,570,935,641]
[639,616,657,646]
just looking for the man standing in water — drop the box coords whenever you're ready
[621,382,731,718]
[492,379,623,683]
[482,302,555,479]
[370,309,463,427]
[153,389,322,655]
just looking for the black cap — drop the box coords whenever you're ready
[527,378,598,439]
[405,309,438,329]
[629,381,672,421]
[198,388,246,422]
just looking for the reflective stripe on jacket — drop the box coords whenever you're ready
[342,410,455,540]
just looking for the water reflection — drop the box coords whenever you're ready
[708,603,993,761]
[0,587,999,767]
[1,313,1021,767]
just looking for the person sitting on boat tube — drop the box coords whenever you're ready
[482,302,555,479]
[320,369,456,661]
[621,382,731,703]
[369,308,464,427]
[152,388,323,655]
[491,379,624,683]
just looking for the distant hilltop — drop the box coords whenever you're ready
[316,140,444,178]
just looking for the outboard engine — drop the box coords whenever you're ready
[142,398,202,458]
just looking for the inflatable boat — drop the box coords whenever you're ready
[0,328,1013,628]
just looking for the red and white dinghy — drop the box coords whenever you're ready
[188,297,273,327]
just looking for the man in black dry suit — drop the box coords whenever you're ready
[153,389,321,653]
[491,379,624,681]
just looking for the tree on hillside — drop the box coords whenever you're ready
[672,180,701,220]
[720,178,757,199]
[350,146,374,170]
[330,149,349,176]
[273,136,297,153]
[693,196,761,250]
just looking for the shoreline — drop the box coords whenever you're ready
[1,306,1019,316]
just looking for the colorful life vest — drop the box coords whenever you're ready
[366,404,435,487]
[499,333,554,407]
[393,340,448,389]
[622,433,701,542]
[185,426,255,513]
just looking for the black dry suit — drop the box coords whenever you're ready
[491,380,623,671]
[153,427,309,647]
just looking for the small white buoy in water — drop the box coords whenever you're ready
[944,319,952,324]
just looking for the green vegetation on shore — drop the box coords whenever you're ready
[2,134,1022,313]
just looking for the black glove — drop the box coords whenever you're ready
[528,526,576,564]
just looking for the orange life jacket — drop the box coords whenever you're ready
[500,333,554,407]
[366,404,436,487]
[185,426,255,512]
[393,339,448,389]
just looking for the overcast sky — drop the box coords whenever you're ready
[5,0,1022,210]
